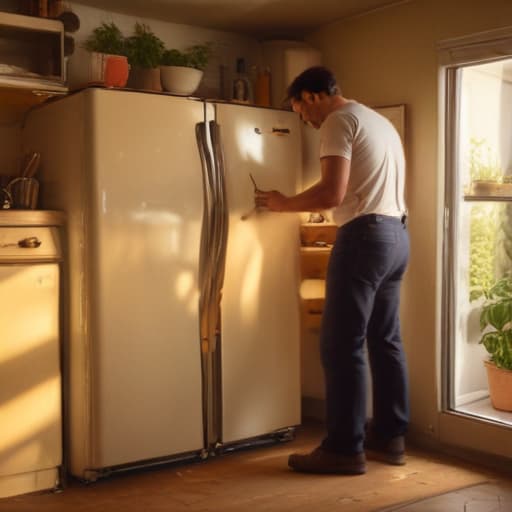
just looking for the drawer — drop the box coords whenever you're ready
[300,222,337,246]
[300,246,331,279]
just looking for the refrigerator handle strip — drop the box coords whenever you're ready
[195,122,216,350]
[196,121,220,449]
[206,119,229,450]
[209,120,229,304]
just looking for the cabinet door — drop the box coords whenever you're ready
[0,263,61,476]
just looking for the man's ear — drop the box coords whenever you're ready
[300,91,314,104]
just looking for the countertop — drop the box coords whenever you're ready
[0,210,66,227]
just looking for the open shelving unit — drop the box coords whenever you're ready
[299,222,337,330]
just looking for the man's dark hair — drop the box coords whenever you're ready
[286,66,339,101]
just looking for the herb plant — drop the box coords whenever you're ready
[469,137,502,182]
[479,275,512,370]
[469,204,500,301]
[83,22,126,56]
[125,23,165,69]
[160,43,213,70]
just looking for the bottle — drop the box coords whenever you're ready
[232,58,252,104]
[254,66,271,107]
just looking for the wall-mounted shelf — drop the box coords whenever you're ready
[299,222,337,330]
[464,194,512,202]
[0,11,67,122]
[0,85,65,123]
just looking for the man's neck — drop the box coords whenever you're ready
[320,95,351,124]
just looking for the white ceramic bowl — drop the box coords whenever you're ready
[160,66,203,95]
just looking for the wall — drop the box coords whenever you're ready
[0,3,262,176]
[0,124,21,178]
[305,0,512,441]
[67,2,263,97]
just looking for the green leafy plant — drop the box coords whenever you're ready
[160,43,213,70]
[125,23,165,69]
[469,204,500,301]
[479,275,512,370]
[83,22,126,56]
[470,203,512,302]
[469,137,503,182]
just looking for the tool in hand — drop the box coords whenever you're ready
[241,173,261,221]
[249,173,259,191]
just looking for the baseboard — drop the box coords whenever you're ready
[301,397,512,474]
[407,430,512,475]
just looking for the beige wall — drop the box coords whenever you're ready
[0,3,262,175]
[305,0,512,440]
[68,2,262,96]
[0,124,22,177]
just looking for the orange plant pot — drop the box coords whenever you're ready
[88,52,129,88]
[104,55,129,88]
[484,360,512,412]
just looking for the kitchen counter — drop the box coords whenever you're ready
[0,209,65,226]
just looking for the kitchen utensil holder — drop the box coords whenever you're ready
[5,177,39,209]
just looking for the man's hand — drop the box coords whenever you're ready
[254,190,288,212]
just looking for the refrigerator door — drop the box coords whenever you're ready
[24,89,207,475]
[87,90,206,469]
[213,103,302,444]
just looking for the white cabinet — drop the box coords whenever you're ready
[0,212,64,498]
[0,12,67,123]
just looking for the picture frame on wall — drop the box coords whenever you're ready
[373,104,406,145]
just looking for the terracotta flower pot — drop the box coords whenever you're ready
[128,67,162,92]
[87,52,129,88]
[484,360,512,411]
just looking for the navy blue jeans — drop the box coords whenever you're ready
[320,214,410,455]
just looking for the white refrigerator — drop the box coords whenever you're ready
[23,88,302,481]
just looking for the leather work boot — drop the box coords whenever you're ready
[364,424,406,466]
[288,446,367,475]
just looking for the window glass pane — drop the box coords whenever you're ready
[451,59,512,424]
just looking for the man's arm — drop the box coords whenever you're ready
[254,155,350,212]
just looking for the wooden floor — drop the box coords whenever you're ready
[1,423,511,512]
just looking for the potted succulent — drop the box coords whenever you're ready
[160,43,212,95]
[479,275,512,411]
[125,23,165,91]
[83,22,129,88]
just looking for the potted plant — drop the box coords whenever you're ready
[125,22,165,91]
[479,274,512,411]
[82,22,129,88]
[468,137,512,196]
[160,43,212,95]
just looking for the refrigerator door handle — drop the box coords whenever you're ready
[195,122,216,351]
[208,120,229,319]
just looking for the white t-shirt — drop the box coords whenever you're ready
[319,101,406,227]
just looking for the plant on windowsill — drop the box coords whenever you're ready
[479,275,512,411]
[82,22,129,88]
[468,137,512,196]
[160,43,213,96]
[125,22,165,91]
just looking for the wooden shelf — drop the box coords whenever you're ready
[0,86,66,123]
[299,223,337,330]
[300,246,332,279]
[464,194,512,202]
[300,222,337,245]
[0,11,67,122]
[0,209,65,227]
[300,279,325,330]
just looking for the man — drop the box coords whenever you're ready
[255,66,410,475]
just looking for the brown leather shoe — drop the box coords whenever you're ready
[288,446,367,475]
[364,424,406,466]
